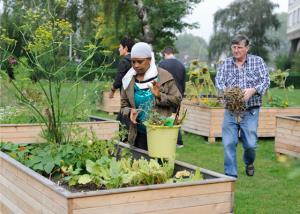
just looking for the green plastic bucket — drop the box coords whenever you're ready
[146,124,180,159]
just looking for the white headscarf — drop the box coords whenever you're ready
[122,42,158,90]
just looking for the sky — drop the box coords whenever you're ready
[183,0,289,42]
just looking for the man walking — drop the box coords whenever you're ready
[159,46,186,148]
[215,35,270,178]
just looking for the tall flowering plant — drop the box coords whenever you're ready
[185,60,219,106]
[0,3,112,144]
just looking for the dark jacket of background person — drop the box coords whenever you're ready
[120,68,182,145]
[112,54,131,90]
[158,58,186,96]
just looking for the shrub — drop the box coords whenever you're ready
[275,54,293,70]
[291,53,300,73]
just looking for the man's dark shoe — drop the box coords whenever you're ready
[246,164,254,176]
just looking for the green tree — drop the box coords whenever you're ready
[267,13,290,59]
[175,33,208,64]
[100,0,202,50]
[208,0,280,62]
[1,0,203,66]
[269,13,291,69]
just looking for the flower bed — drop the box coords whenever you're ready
[0,120,119,144]
[0,142,235,214]
[181,99,300,143]
[275,116,300,158]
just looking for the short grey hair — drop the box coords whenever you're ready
[231,35,250,46]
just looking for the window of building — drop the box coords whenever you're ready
[293,10,297,25]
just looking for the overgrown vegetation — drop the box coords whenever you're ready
[0,139,203,190]
[185,60,220,107]
[266,69,294,107]
[0,4,114,144]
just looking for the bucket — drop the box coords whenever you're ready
[146,124,180,159]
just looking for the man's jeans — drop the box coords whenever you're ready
[222,107,260,177]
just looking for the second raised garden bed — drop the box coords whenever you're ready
[0,118,119,144]
[97,91,121,115]
[181,99,300,143]
[275,115,300,158]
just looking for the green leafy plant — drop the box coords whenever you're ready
[0,141,203,190]
[143,109,187,127]
[144,110,175,126]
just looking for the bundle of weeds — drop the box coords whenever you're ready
[223,87,246,114]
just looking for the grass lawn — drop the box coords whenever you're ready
[91,109,117,120]
[264,88,300,106]
[177,134,300,213]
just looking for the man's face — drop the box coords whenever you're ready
[231,41,249,61]
[118,44,127,56]
[131,58,151,75]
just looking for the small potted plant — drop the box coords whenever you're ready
[144,108,186,159]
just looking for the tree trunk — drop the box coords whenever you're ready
[133,0,154,43]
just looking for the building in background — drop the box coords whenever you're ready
[288,0,300,52]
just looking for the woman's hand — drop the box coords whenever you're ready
[130,108,139,124]
[149,81,161,99]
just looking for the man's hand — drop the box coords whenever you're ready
[149,81,161,99]
[243,88,256,101]
[109,88,116,98]
[130,108,139,124]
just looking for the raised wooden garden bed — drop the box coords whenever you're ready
[275,116,300,158]
[0,119,119,144]
[181,99,300,143]
[97,91,121,115]
[0,142,236,214]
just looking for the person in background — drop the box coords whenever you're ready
[120,42,182,150]
[215,35,270,178]
[158,46,186,148]
[109,37,135,98]
[109,37,135,135]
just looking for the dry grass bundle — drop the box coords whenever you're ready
[223,87,246,114]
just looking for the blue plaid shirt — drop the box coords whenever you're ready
[215,54,270,108]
